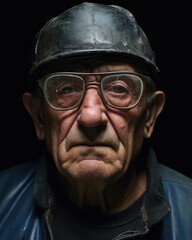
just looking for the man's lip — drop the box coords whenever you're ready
[67,142,117,151]
[70,143,111,148]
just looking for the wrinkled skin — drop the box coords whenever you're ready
[23,60,165,213]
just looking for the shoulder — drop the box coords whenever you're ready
[0,161,38,192]
[0,161,41,240]
[158,163,192,214]
[158,163,192,217]
[0,160,38,178]
[158,164,192,239]
[158,163,192,189]
[0,160,38,207]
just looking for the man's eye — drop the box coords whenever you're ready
[109,84,128,93]
[104,81,130,94]
[55,83,82,95]
[56,85,75,94]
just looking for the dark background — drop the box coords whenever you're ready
[1,0,192,178]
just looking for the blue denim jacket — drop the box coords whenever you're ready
[0,146,192,240]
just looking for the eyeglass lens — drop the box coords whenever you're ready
[43,73,143,110]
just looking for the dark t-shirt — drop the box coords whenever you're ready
[51,170,165,239]
[52,192,146,240]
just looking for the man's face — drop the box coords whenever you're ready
[37,60,150,187]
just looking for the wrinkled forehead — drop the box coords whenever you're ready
[40,55,140,74]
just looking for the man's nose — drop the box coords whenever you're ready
[77,87,108,127]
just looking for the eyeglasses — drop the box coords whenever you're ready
[38,71,153,111]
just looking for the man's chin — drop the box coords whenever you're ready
[68,159,113,181]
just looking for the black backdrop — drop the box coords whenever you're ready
[1,0,192,178]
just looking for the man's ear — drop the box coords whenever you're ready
[144,91,165,138]
[22,92,45,140]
